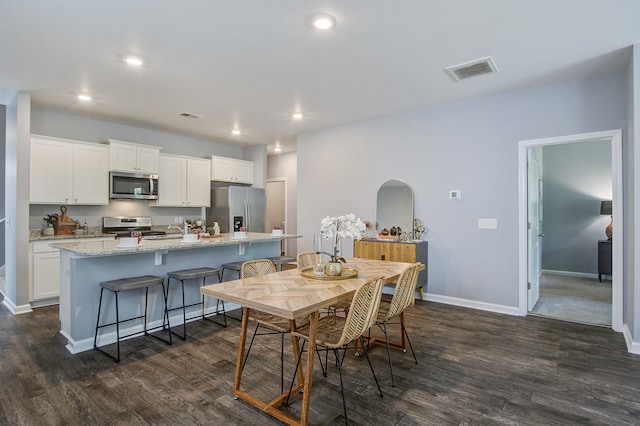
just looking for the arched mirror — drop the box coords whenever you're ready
[376,179,414,237]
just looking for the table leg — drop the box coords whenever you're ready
[233,306,250,393]
[290,320,305,386]
[300,311,318,426]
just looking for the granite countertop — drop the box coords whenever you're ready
[30,228,116,241]
[29,226,180,242]
[50,233,301,257]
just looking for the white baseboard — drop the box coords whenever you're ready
[425,293,520,316]
[623,324,640,355]
[2,297,33,315]
[63,300,241,354]
[541,269,599,279]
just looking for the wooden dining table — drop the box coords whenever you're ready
[200,257,417,426]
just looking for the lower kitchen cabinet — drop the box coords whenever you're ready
[30,237,114,305]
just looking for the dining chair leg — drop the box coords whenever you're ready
[333,347,349,425]
[382,321,397,387]
[400,317,418,364]
[315,344,327,377]
[359,335,383,397]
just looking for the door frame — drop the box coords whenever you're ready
[266,177,288,253]
[517,129,623,332]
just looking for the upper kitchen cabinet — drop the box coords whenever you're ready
[30,135,109,205]
[152,154,211,207]
[103,139,161,173]
[211,155,253,184]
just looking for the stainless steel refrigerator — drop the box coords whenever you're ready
[206,186,266,233]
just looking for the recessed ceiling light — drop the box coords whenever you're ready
[77,94,92,101]
[292,112,304,120]
[125,57,143,66]
[231,129,241,136]
[307,13,336,30]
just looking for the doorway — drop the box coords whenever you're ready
[518,130,623,332]
[266,179,286,255]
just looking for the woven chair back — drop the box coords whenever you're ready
[241,259,276,278]
[385,263,421,320]
[331,276,384,349]
[296,252,316,269]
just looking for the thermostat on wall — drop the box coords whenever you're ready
[449,190,462,199]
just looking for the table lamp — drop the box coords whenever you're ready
[600,200,612,240]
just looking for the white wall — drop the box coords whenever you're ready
[297,72,626,310]
[267,151,298,255]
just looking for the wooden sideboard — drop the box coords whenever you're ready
[353,239,428,300]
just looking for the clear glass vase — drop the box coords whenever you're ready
[313,234,325,275]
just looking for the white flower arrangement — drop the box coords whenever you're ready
[320,213,366,263]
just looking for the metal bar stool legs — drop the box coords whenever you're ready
[94,275,172,363]
[165,267,226,340]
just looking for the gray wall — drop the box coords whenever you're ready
[541,141,612,274]
[0,104,5,268]
[297,71,626,309]
[626,44,640,341]
[4,92,31,311]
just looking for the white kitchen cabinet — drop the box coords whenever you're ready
[30,135,109,205]
[211,155,253,184]
[153,154,211,207]
[30,237,114,304]
[186,157,212,206]
[104,139,161,173]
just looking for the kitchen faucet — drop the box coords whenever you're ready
[167,224,184,234]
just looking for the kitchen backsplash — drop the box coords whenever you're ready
[29,200,205,229]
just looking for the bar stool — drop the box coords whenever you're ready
[220,262,243,281]
[94,275,172,363]
[267,256,296,271]
[165,267,226,340]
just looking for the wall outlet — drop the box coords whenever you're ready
[478,218,498,229]
[449,190,462,200]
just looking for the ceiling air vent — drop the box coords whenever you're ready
[444,56,498,82]
[179,112,201,119]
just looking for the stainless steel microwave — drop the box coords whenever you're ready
[109,171,159,200]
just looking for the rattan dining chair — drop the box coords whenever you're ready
[287,275,385,424]
[296,251,317,269]
[241,259,296,394]
[298,251,351,316]
[373,262,421,387]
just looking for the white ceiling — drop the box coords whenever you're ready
[1,1,639,154]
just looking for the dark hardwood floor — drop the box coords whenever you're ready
[1,294,639,425]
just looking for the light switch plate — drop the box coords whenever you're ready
[478,218,498,229]
[449,190,462,199]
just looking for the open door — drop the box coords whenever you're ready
[527,147,543,311]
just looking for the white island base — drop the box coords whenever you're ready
[53,233,298,354]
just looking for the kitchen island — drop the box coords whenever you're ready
[51,233,300,354]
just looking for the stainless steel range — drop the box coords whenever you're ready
[102,216,166,238]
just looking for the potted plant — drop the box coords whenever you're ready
[320,213,366,276]
[42,213,59,236]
